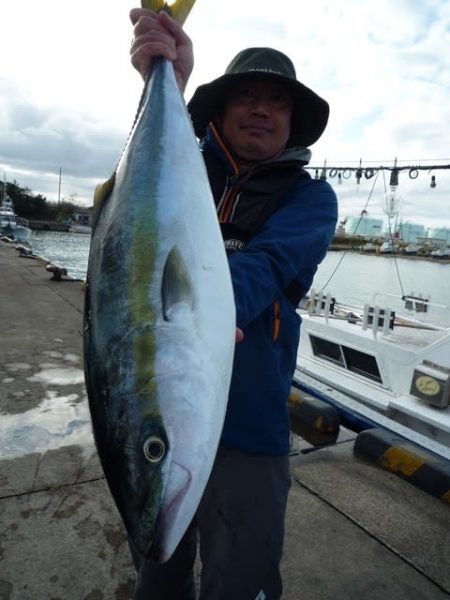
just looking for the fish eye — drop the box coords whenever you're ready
[143,436,166,463]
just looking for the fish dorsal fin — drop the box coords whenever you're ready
[162,246,194,321]
[141,0,196,25]
[91,172,116,231]
[93,173,116,209]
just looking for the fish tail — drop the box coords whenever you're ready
[166,0,196,25]
[141,0,196,25]
[141,0,166,11]
[91,1,195,227]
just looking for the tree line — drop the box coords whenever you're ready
[2,180,87,221]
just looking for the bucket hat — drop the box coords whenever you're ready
[187,47,330,148]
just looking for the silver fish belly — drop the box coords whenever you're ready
[84,58,235,562]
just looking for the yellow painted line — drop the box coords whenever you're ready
[441,490,450,504]
[314,416,324,430]
[378,447,425,477]
[289,392,304,406]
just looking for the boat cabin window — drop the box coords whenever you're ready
[309,335,382,383]
[342,347,382,382]
[310,336,345,366]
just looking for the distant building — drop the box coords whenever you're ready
[427,227,450,244]
[344,215,383,238]
[71,208,92,227]
[395,221,426,243]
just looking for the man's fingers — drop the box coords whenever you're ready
[129,5,193,88]
[130,7,157,26]
[130,36,176,59]
[157,11,190,45]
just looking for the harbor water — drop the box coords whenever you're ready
[30,230,90,281]
[29,230,450,326]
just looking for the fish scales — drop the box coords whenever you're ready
[84,55,235,563]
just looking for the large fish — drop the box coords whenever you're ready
[83,0,235,563]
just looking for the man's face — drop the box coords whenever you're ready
[219,77,293,163]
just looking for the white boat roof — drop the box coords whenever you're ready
[299,308,450,352]
[383,324,449,349]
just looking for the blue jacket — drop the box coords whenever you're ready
[202,125,338,455]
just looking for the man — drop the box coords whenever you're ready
[129,8,338,600]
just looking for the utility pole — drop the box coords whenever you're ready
[58,167,62,206]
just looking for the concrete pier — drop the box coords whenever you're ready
[1,240,449,600]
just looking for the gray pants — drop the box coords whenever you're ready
[132,446,291,600]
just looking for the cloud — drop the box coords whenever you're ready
[0,79,127,203]
[1,0,449,227]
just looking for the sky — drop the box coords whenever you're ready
[1,0,450,230]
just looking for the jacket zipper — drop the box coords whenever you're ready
[273,301,281,341]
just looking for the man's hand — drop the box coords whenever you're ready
[236,327,244,343]
[130,8,193,91]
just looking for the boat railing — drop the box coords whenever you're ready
[301,289,450,334]
[362,304,395,337]
[302,290,396,336]
[303,290,336,324]
[372,291,449,314]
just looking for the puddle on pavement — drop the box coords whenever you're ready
[27,364,85,386]
[43,350,65,359]
[0,390,95,459]
[64,353,81,363]
[5,362,32,372]
[1,358,94,459]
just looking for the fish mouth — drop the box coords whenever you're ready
[149,460,193,562]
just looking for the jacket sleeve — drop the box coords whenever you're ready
[228,178,338,329]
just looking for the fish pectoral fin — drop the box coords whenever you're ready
[162,247,194,321]
[141,0,196,25]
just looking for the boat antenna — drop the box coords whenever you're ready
[382,168,407,299]
[320,169,380,292]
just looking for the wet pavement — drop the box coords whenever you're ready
[1,239,449,600]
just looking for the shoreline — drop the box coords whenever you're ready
[329,245,450,263]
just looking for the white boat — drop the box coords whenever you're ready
[0,196,31,240]
[361,241,377,252]
[294,290,450,461]
[430,247,450,259]
[379,240,396,254]
[69,223,92,235]
[403,243,421,255]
